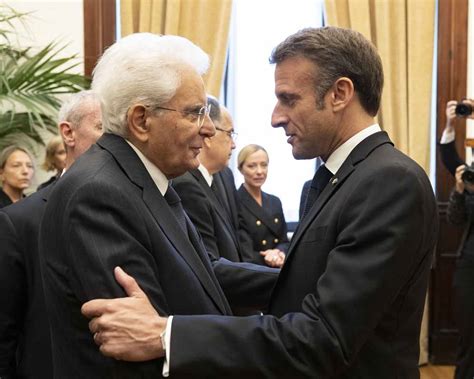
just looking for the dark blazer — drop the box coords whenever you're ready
[38,133,232,378]
[37,174,58,191]
[170,132,438,378]
[298,180,311,220]
[0,186,54,379]
[0,189,13,209]
[237,185,289,258]
[218,167,263,263]
[173,169,242,262]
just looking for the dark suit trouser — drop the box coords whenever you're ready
[453,262,474,379]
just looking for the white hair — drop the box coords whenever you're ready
[91,33,210,137]
[58,90,100,128]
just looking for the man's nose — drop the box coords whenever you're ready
[201,115,216,138]
[271,103,287,128]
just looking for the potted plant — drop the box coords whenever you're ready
[0,4,89,150]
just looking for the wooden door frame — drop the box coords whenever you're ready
[431,0,468,364]
[83,0,117,78]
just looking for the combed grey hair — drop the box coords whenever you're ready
[58,90,100,128]
[92,33,210,137]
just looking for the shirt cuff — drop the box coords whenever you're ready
[440,128,455,144]
[161,316,173,377]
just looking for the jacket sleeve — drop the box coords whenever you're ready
[439,140,464,176]
[447,188,468,225]
[173,178,221,260]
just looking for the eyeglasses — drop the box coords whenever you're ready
[215,126,238,140]
[152,104,211,128]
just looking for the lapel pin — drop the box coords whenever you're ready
[331,177,338,185]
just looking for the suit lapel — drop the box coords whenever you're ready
[191,169,240,248]
[286,131,393,262]
[219,168,240,228]
[97,134,228,314]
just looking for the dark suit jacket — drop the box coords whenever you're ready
[0,187,54,379]
[39,133,232,378]
[237,185,289,259]
[0,189,13,209]
[37,175,58,191]
[298,179,312,221]
[170,132,438,378]
[218,167,264,263]
[173,169,242,262]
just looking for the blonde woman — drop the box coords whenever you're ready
[237,144,289,265]
[38,136,66,190]
[0,146,35,208]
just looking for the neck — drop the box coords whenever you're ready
[244,182,262,204]
[3,184,23,203]
[200,154,220,175]
[322,112,375,161]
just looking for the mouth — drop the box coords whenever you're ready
[190,146,202,154]
[286,134,295,144]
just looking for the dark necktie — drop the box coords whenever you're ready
[211,174,231,216]
[302,165,333,219]
[164,183,188,234]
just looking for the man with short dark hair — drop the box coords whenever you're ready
[83,27,437,378]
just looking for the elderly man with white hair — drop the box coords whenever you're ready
[39,33,277,378]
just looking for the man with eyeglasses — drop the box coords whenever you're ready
[38,33,277,378]
[82,27,437,378]
[173,97,245,262]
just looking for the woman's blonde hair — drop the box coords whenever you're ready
[237,144,268,171]
[41,135,64,172]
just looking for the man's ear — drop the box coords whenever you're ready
[330,77,354,112]
[128,104,150,143]
[59,121,75,148]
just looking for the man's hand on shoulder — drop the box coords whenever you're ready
[81,267,167,362]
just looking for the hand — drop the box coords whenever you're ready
[445,100,457,127]
[81,267,167,361]
[260,249,285,268]
[455,165,466,194]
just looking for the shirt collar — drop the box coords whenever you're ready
[325,124,381,175]
[198,164,213,187]
[125,140,169,196]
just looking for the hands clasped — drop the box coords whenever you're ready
[260,248,285,268]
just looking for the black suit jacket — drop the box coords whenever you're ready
[237,185,289,259]
[173,169,242,262]
[39,134,232,378]
[218,167,263,263]
[298,180,312,221]
[0,189,13,209]
[0,187,54,379]
[170,132,438,378]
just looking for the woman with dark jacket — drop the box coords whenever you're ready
[237,144,289,266]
